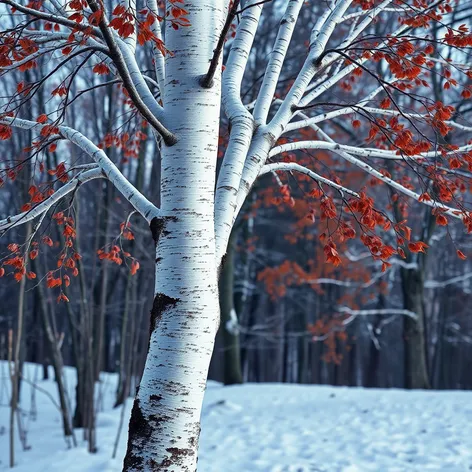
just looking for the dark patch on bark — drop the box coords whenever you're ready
[149,394,163,402]
[159,447,195,469]
[148,414,171,427]
[166,447,195,456]
[123,398,175,470]
[122,398,150,470]
[150,293,180,336]
[149,216,177,246]
[150,217,165,246]
[217,253,227,280]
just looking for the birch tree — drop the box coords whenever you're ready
[2,0,472,470]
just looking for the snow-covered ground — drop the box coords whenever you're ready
[1,363,471,471]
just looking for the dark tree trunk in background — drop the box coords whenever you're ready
[218,229,243,385]
[401,267,431,389]
[33,258,74,440]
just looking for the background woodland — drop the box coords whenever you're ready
[1,0,472,454]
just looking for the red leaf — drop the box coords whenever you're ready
[57,293,69,303]
[408,241,428,253]
[88,9,103,26]
[0,125,13,140]
[92,63,110,75]
[130,260,140,275]
[119,22,135,38]
[113,4,126,16]
[42,236,54,247]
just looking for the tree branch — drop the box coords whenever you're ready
[201,0,241,88]
[0,117,161,222]
[85,0,176,145]
[259,162,360,199]
[0,168,104,233]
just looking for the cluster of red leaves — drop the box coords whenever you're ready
[98,245,124,264]
[260,261,359,364]
[109,4,135,38]
[167,0,191,30]
[93,63,110,75]
[258,256,369,297]
[99,127,147,161]
[399,1,444,29]
[427,101,454,137]
[443,24,472,48]
[318,189,438,270]
[0,125,13,141]
[0,35,38,71]
[52,85,67,97]
[43,211,82,302]
[135,9,169,56]
[109,2,187,47]
[1,241,50,282]
[48,161,68,182]
[323,240,342,266]
[272,184,295,207]
[308,317,349,365]
[97,244,139,275]
[1,244,26,282]
[97,222,139,275]
[382,38,426,82]
[352,0,378,11]
[257,260,302,298]
[120,221,135,240]
[3,0,103,75]
[320,196,337,220]
[20,183,52,212]
[0,210,81,288]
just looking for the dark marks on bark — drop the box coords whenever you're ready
[160,447,195,469]
[123,398,151,470]
[217,253,227,280]
[149,216,177,246]
[150,217,165,246]
[150,293,180,336]
[123,395,175,471]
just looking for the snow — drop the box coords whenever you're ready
[1,363,472,471]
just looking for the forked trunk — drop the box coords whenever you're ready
[123,3,225,470]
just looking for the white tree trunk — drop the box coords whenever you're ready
[123,2,225,471]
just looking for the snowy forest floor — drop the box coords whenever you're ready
[0,363,471,471]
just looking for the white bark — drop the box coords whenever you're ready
[147,0,166,95]
[215,0,263,261]
[252,0,304,125]
[123,2,225,470]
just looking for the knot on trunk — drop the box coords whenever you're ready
[150,293,180,335]
[149,216,177,246]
